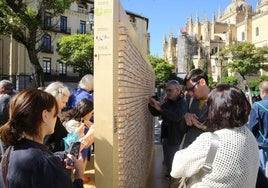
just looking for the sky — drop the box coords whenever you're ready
[120,0,257,57]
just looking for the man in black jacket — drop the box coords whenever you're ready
[148,80,186,180]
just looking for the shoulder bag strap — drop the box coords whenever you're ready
[255,102,268,141]
[256,102,268,112]
[202,133,220,173]
[2,146,12,188]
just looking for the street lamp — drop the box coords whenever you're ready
[88,7,94,32]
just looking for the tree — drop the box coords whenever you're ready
[148,55,174,84]
[221,76,238,85]
[0,0,75,86]
[207,75,217,88]
[57,34,94,76]
[201,59,209,74]
[248,75,268,91]
[189,60,195,70]
[221,42,268,104]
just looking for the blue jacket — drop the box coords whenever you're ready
[0,139,83,188]
[66,88,93,110]
[248,95,268,146]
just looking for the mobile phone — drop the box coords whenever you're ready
[152,95,158,101]
[66,141,81,166]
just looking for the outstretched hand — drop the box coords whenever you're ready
[149,97,161,111]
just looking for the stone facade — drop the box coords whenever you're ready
[0,0,150,90]
[163,0,268,82]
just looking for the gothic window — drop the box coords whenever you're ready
[43,58,51,75]
[256,27,259,36]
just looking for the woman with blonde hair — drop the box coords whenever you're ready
[66,74,94,110]
[44,81,70,152]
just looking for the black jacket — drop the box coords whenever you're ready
[44,117,68,152]
[0,139,83,188]
[148,96,186,145]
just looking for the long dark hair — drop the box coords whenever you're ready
[0,88,58,146]
[205,84,251,131]
[60,98,93,122]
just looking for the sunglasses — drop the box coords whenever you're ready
[186,81,200,92]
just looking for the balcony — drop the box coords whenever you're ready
[42,24,71,34]
[52,26,71,34]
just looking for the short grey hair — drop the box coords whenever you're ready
[45,81,70,102]
[166,80,183,90]
[78,74,94,92]
[259,81,268,94]
[0,80,13,90]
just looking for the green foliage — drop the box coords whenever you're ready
[223,42,268,78]
[148,55,174,84]
[221,76,238,85]
[248,75,268,91]
[0,0,75,86]
[57,34,94,76]
[189,60,195,70]
[208,75,217,88]
[201,59,208,74]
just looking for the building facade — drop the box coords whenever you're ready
[163,0,268,82]
[0,0,150,90]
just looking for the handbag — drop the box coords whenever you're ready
[170,132,219,188]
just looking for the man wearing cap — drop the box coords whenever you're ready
[0,80,14,126]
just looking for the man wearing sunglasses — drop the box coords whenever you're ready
[182,68,210,148]
[148,80,186,180]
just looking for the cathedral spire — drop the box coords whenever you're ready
[163,34,167,43]
[203,12,207,22]
[218,6,222,19]
[212,12,216,22]
[195,13,199,23]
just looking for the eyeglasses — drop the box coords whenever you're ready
[186,81,200,92]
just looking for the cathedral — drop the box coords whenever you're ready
[163,0,268,82]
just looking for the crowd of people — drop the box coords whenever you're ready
[148,68,268,188]
[1,68,268,187]
[0,74,94,187]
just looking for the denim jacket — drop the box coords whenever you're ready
[248,95,268,147]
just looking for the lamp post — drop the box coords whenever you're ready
[88,7,94,32]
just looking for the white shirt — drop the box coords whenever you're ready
[171,126,259,188]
